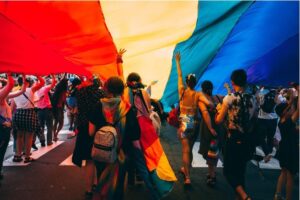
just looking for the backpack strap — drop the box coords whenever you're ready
[215,95,222,104]
[112,114,126,127]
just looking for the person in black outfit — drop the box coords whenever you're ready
[215,69,257,200]
[274,99,299,200]
[72,77,105,197]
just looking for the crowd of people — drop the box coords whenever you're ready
[0,50,298,200]
[171,52,299,200]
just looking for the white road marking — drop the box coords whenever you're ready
[192,142,280,170]
[4,141,64,166]
[192,142,223,168]
[59,154,86,166]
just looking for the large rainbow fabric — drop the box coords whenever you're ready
[0,1,298,108]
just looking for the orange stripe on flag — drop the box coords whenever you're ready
[144,138,163,171]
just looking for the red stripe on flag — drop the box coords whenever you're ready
[0,2,117,76]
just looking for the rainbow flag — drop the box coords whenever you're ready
[0,1,298,109]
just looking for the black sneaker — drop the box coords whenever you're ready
[32,144,38,150]
[47,141,53,146]
[12,156,23,162]
[85,191,93,199]
[207,176,216,187]
[24,157,35,163]
[41,141,46,147]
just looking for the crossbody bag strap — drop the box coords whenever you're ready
[23,93,35,107]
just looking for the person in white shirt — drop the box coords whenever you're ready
[256,87,278,162]
[11,76,44,163]
[35,75,56,146]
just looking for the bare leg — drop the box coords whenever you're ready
[208,164,216,178]
[24,132,34,158]
[55,113,64,139]
[181,138,191,184]
[16,131,24,157]
[286,170,294,200]
[236,185,251,200]
[275,169,287,198]
[68,112,74,131]
[85,160,96,192]
[53,118,58,140]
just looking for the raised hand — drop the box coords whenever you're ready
[118,48,127,58]
[224,83,231,94]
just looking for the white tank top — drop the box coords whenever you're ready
[13,88,36,109]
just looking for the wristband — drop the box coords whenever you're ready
[117,57,123,64]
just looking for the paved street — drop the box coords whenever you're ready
[0,122,299,200]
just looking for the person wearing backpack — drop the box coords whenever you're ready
[88,76,141,200]
[215,69,257,200]
[256,87,278,162]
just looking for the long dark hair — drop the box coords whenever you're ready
[52,79,68,107]
[126,72,145,89]
[186,74,197,89]
[201,80,213,96]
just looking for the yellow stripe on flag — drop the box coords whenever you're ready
[101,1,198,99]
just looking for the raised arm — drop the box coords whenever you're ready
[175,52,185,96]
[31,76,45,93]
[7,75,27,99]
[49,74,57,90]
[117,48,126,81]
[0,73,14,102]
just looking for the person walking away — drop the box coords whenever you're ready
[215,69,257,200]
[72,77,105,198]
[126,72,177,198]
[35,75,56,146]
[88,76,141,200]
[11,76,45,163]
[198,80,224,187]
[0,74,26,178]
[52,77,68,141]
[175,52,212,185]
[274,95,299,200]
[256,87,278,162]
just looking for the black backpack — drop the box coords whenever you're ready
[261,90,276,113]
[236,92,258,160]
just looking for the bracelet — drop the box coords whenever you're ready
[117,57,123,64]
